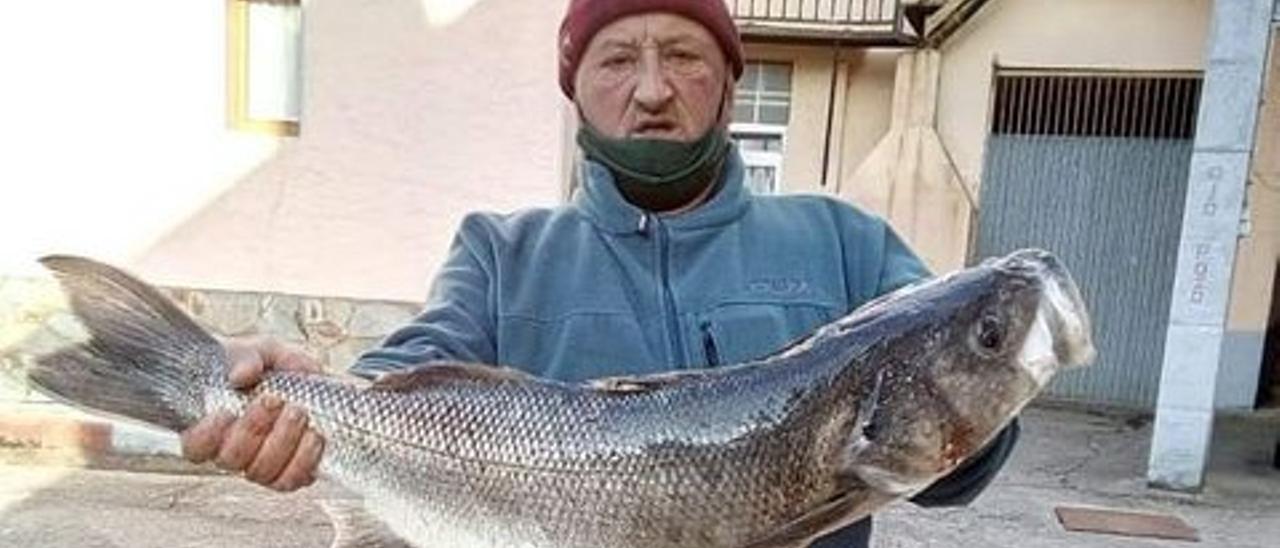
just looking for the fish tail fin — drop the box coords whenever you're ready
[27,255,225,432]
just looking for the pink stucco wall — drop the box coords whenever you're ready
[139,0,571,302]
[1,0,571,303]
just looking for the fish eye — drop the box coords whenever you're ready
[971,312,1006,355]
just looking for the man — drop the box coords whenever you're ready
[180,1,1019,545]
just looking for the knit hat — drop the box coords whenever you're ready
[558,0,745,99]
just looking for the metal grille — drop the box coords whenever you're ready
[977,71,1203,408]
[992,74,1202,138]
[726,0,899,26]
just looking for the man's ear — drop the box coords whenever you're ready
[717,77,737,129]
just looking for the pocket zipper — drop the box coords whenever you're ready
[700,321,721,367]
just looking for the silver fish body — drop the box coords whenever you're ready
[28,249,1094,548]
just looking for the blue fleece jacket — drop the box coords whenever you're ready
[352,148,1018,547]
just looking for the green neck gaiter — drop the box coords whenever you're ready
[577,123,731,212]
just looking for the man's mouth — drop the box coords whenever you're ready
[630,121,680,138]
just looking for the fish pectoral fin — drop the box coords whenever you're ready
[739,490,884,548]
[322,499,414,548]
[371,363,536,392]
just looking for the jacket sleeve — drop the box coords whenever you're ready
[910,420,1021,507]
[837,202,932,307]
[874,218,933,296]
[349,215,497,379]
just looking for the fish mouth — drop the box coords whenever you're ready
[999,249,1097,385]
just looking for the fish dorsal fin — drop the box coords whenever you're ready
[739,490,885,548]
[371,363,535,392]
[321,500,413,548]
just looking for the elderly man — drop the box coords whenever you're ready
[180,0,1019,545]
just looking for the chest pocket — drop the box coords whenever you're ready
[692,302,841,367]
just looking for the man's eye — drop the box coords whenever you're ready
[666,50,699,62]
[602,56,634,69]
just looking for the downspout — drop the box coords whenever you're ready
[820,41,843,188]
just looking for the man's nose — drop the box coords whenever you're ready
[633,48,673,112]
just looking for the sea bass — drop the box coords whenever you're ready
[27,249,1093,548]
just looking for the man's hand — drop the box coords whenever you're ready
[180,337,325,491]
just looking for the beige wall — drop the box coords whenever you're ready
[838,49,899,189]
[1229,29,1280,331]
[0,0,569,303]
[937,0,1212,188]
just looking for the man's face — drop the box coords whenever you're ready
[574,13,731,142]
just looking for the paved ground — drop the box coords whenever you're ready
[0,405,1277,547]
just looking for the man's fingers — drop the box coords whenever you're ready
[224,337,321,389]
[226,339,268,389]
[215,395,284,472]
[261,337,322,373]
[270,430,324,492]
[244,405,309,485]
[180,413,234,464]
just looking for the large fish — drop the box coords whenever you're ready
[26,249,1093,548]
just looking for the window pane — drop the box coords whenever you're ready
[744,166,778,194]
[737,137,764,151]
[736,62,793,126]
[759,104,791,125]
[761,64,792,92]
[739,63,761,90]
[246,2,302,122]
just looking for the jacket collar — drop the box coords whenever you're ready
[572,145,752,235]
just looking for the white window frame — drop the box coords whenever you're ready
[227,0,303,137]
[731,122,787,194]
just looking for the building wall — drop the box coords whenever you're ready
[739,43,842,194]
[932,0,1280,408]
[755,1,1275,407]
[739,44,902,202]
[0,0,570,303]
[1222,29,1280,406]
[838,49,900,193]
[936,0,1212,188]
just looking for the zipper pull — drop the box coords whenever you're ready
[637,214,650,237]
[700,321,721,367]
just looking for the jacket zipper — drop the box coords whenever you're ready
[700,321,721,367]
[652,216,687,366]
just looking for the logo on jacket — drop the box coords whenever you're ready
[746,278,809,296]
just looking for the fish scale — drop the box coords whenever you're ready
[25,250,1094,548]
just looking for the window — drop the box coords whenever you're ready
[227,0,303,136]
[733,62,793,125]
[732,62,793,194]
[733,124,786,195]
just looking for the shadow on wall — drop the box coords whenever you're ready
[1260,261,1280,407]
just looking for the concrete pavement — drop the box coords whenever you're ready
[0,404,1277,547]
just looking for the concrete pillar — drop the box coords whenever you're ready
[1148,0,1276,491]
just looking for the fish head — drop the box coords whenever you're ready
[843,248,1095,495]
[927,247,1095,381]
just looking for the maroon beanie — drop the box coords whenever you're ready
[558,0,745,99]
